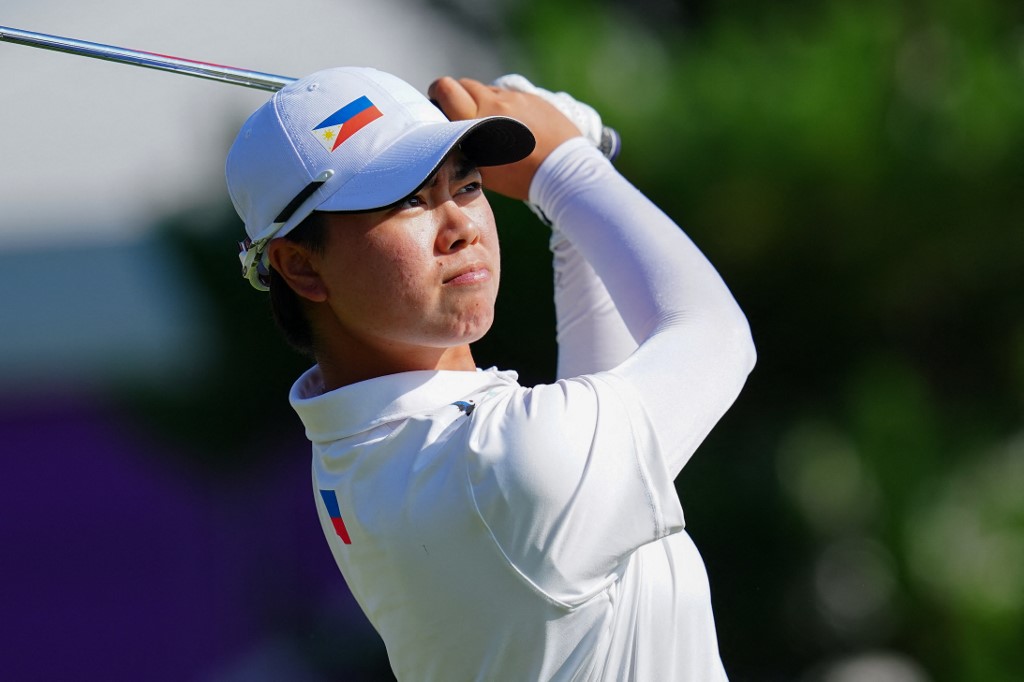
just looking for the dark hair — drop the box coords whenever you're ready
[268,212,328,358]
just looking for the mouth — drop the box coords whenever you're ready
[443,263,491,286]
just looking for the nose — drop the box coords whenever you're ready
[435,200,480,254]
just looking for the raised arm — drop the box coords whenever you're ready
[532,139,755,473]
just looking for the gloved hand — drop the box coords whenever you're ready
[492,74,620,162]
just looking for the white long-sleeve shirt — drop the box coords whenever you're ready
[291,138,756,681]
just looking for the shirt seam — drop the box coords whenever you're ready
[464,460,582,612]
[462,376,667,612]
[586,373,666,538]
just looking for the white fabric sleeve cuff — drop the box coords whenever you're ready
[528,137,597,208]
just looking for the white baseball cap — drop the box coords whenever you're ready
[226,66,535,290]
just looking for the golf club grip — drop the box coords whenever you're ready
[0,24,621,160]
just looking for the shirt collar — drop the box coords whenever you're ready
[289,365,519,443]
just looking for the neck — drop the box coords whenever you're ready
[315,341,477,392]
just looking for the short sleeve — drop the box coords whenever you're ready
[464,375,685,606]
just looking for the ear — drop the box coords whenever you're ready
[265,239,328,302]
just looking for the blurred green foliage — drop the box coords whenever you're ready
[127,0,1022,678]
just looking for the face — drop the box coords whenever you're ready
[307,153,500,359]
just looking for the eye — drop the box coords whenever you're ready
[397,194,426,210]
[456,181,483,196]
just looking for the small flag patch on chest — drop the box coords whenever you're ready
[319,489,352,544]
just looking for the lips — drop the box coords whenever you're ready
[443,263,491,285]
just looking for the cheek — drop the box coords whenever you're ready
[469,200,500,263]
[342,228,434,309]
[383,231,436,297]
[471,199,497,236]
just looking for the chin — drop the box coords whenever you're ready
[449,311,495,345]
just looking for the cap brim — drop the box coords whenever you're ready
[312,116,533,215]
[459,116,536,167]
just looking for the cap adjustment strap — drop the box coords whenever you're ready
[239,169,335,291]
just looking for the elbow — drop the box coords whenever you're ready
[736,311,757,373]
[651,299,757,380]
[720,307,757,381]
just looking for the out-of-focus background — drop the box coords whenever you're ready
[1,0,1021,679]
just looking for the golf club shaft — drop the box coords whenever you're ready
[0,25,622,160]
[0,25,293,91]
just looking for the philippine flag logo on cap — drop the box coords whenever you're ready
[312,95,384,152]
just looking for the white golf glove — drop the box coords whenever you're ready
[491,74,620,162]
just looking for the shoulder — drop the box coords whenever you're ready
[467,378,599,453]
[462,375,641,497]
[456,374,683,603]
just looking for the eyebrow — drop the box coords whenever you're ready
[423,155,479,190]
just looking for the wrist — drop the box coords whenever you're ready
[528,137,606,207]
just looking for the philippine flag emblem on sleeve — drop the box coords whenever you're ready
[319,489,352,544]
[311,95,384,152]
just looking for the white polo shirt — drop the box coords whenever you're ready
[292,139,755,680]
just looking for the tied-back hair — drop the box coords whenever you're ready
[268,211,328,358]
